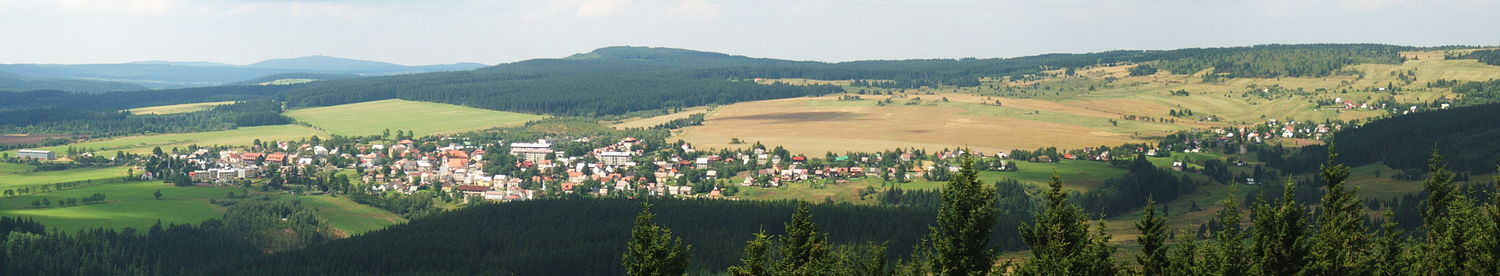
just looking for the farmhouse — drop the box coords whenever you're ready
[16,149,54,160]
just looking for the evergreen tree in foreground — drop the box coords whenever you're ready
[1017,171,1117,275]
[1249,179,1309,275]
[1417,152,1497,274]
[1134,198,1168,276]
[1203,186,1247,276]
[928,153,999,275]
[623,202,692,276]
[1307,146,1369,274]
[776,202,833,275]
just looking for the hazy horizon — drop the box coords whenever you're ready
[2,0,1498,65]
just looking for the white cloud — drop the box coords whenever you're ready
[576,0,629,18]
[667,0,721,18]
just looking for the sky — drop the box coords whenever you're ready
[1,0,1498,66]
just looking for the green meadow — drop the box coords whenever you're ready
[0,166,130,190]
[0,180,234,231]
[6,125,324,155]
[285,99,545,136]
[287,195,406,236]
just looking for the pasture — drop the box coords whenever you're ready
[0,180,233,231]
[285,99,544,136]
[0,166,130,190]
[288,195,406,236]
[676,95,1179,155]
[125,101,236,115]
[10,125,324,155]
[612,106,711,129]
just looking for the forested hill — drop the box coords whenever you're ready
[1335,102,1500,174]
[3,44,1429,117]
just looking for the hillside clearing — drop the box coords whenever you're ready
[9,125,324,155]
[286,99,545,136]
[125,101,236,115]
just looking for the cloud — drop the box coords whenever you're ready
[667,0,721,18]
[576,0,628,18]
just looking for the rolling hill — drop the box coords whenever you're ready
[0,56,486,92]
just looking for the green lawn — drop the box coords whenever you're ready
[0,166,130,190]
[980,160,1127,191]
[287,195,405,236]
[7,125,324,155]
[0,163,34,175]
[285,99,545,136]
[0,180,237,231]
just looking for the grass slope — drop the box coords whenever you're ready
[0,166,129,190]
[285,99,545,136]
[0,180,233,231]
[287,195,406,236]
[125,101,236,115]
[9,125,324,155]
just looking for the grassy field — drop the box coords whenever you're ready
[683,56,1500,156]
[125,101,236,115]
[7,125,324,155]
[733,159,1129,203]
[0,169,403,234]
[0,180,235,231]
[287,195,406,236]
[676,95,1176,155]
[286,99,545,136]
[0,166,130,190]
[612,106,711,129]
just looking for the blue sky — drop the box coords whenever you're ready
[1,0,1497,65]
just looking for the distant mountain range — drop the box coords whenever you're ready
[0,56,487,93]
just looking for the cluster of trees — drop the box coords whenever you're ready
[1128,64,1159,76]
[1447,79,1500,104]
[1454,49,1500,66]
[0,200,335,275]
[650,113,706,130]
[1081,154,1201,217]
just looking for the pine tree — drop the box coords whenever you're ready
[1204,188,1247,276]
[622,202,692,276]
[728,229,771,276]
[1420,151,1456,233]
[1163,231,1200,275]
[1017,171,1117,275]
[1134,198,1169,276]
[777,202,831,275]
[1249,179,1308,275]
[928,153,998,275]
[1307,147,1368,274]
[1370,211,1409,276]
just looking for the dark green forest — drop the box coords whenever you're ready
[0,101,290,137]
[205,199,966,275]
[1334,102,1500,174]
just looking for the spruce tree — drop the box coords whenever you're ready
[1163,230,1200,275]
[1307,147,1368,274]
[622,203,692,276]
[929,153,998,275]
[1017,171,1117,275]
[1370,211,1409,276]
[1134,198,1169,276]
[778,202,831,275]
[729,229,772,276]
[1420,151,1456,233]
[1204,188,1247,276]
[1249,179,1308,275]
